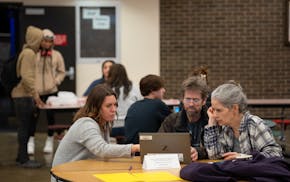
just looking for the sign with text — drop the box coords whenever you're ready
[142,154,181,170]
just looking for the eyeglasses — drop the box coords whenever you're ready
[183,98,202,104]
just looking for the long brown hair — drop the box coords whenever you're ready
[73,84,117,131]
[106,63,132,99]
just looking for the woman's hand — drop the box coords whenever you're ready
[222,152,239,160]
[131,144,140,153]
[207,107,217,126]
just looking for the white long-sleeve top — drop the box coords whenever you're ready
[52,117,133,168]
[113,85,142,127]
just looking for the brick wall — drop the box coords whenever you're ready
[160,0,290,118]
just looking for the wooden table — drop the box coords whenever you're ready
[41,98,180,109]
[162,99,180,106]
[247,99,290,108]
[51,157,215,182]
[38,97,86,139]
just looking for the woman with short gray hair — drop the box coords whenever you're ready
[204,81,282,160]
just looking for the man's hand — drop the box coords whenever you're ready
[190,147,198,161]
[34,97,45,107]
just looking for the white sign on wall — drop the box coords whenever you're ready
[82,8,100,19]
[93,15,110,29]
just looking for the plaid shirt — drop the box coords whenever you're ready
[204,112,283,159]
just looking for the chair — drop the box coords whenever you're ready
[48,124,70,140]
[273,119,290,130]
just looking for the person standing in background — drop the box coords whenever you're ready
[83,60,115,96]
[11,26,44,168]
[159,76,209,161]
[27,29,66,155]
[106,64,142,143]
[125,74,171,144]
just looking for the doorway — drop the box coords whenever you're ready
[0,4,76,130]
[0,2,22,129]
[20,5,76,92]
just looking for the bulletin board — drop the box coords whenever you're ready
[77,4,119,63]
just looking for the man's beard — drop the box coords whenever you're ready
[186,109,201,122]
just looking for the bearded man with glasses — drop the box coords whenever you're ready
[158,76,209,161]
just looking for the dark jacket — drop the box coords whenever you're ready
[159,106,208,159]
[125,98,171,144]
[83,77,105,96]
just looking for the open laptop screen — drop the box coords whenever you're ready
[139,132,191,164]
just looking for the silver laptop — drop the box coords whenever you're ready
[139,132,191,164]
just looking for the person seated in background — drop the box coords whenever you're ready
[188,65,211,108]
[204,81,283,160]
[159,76,209,161]
[105,63,142,142]
[175,65,211,113]
[125,74,171,144]
[51,85,140,171]
[83,60,115,96]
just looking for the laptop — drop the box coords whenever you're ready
[139,132,191,164]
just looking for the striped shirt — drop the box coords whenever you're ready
[204,112,283,159]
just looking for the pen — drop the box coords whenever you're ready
[128,165,136,176]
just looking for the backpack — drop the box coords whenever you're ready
[0,54,21,96]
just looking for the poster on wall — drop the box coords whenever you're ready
[54,34,67,46]
[77,3,119,64]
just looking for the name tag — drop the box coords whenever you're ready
[142,154,181,170]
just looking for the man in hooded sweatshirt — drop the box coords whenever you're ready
[11,25,45,168]
[27,28,66,155]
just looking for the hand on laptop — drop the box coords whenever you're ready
[131,144,140,154]
[190,147,198,161]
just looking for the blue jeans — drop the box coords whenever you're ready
[14,97,37,163]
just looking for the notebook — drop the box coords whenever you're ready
[139,132,191,164]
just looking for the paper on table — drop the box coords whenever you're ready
[94,171,182,182]
[236,153,252,159]
[142,154,181,170]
